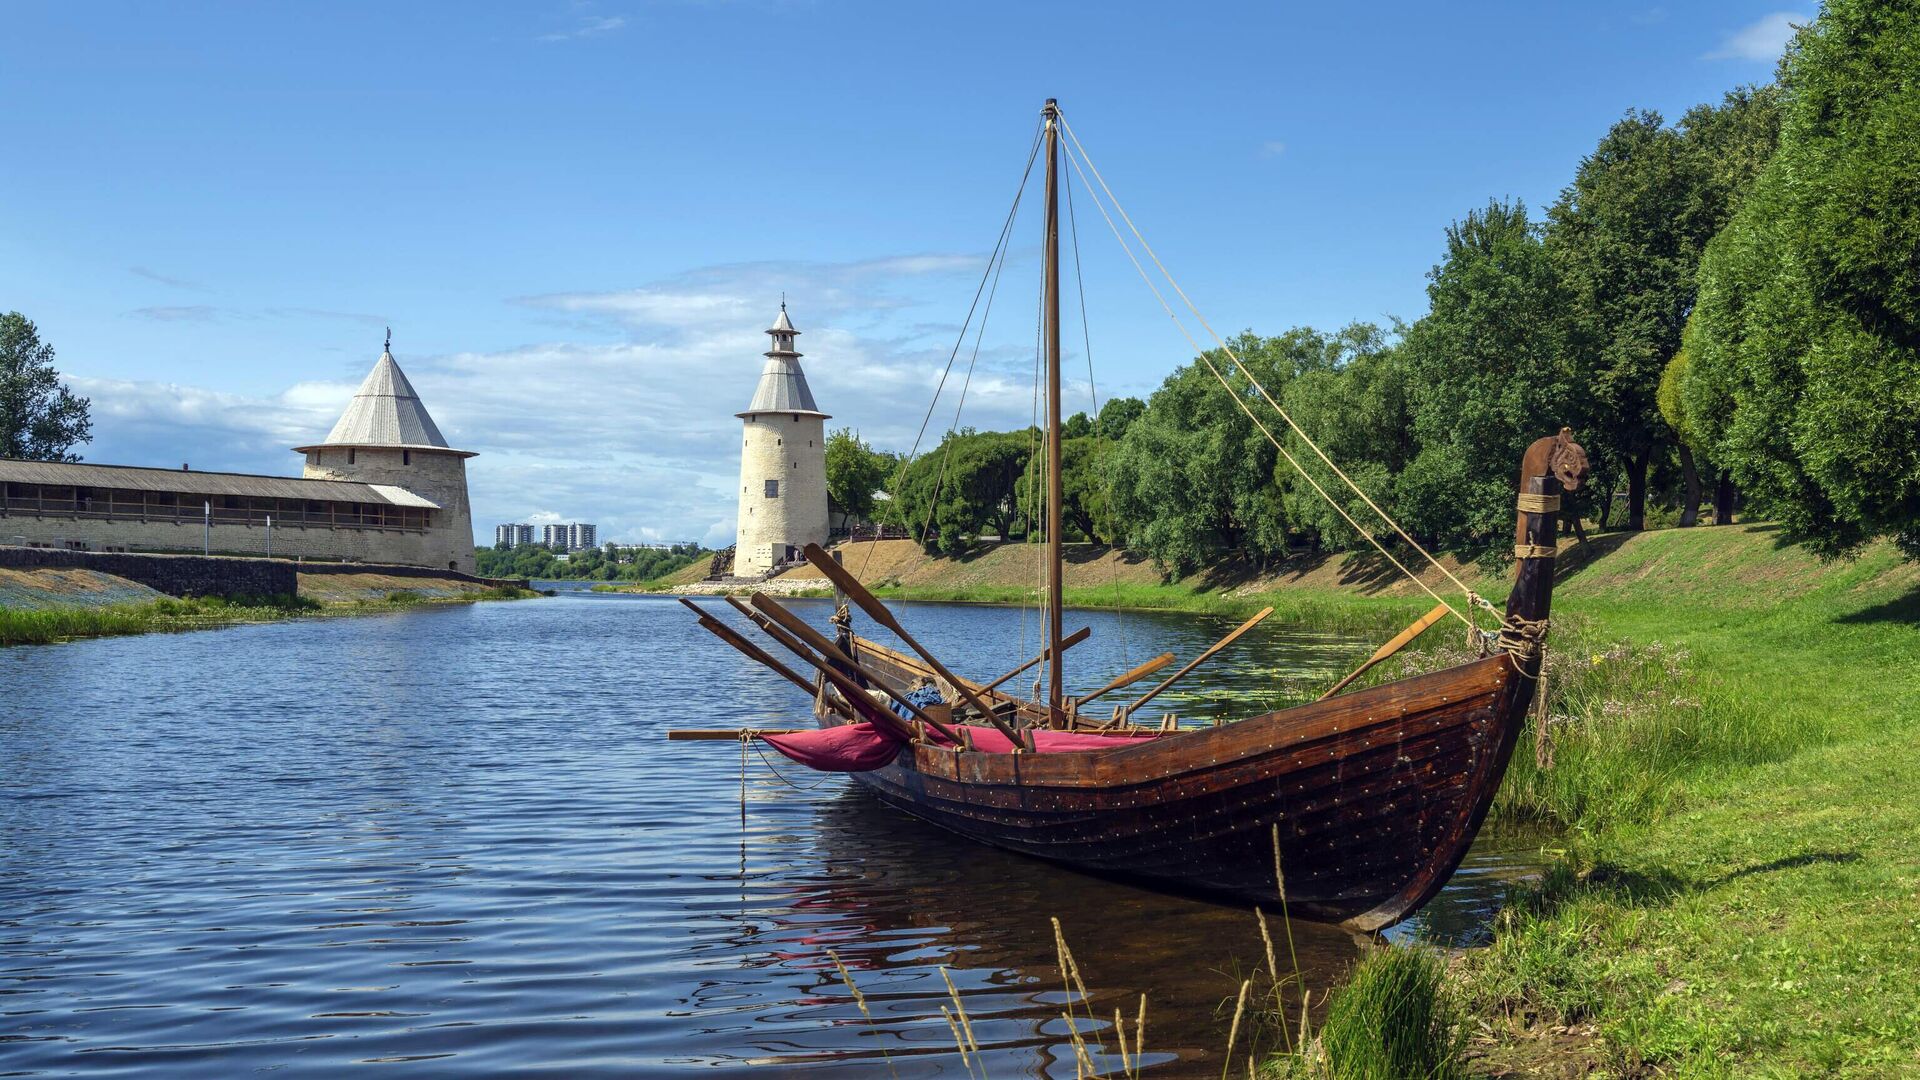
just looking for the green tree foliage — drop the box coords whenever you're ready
[1656,347,1705,526]
[1107,328,1389,574]
[1398,201,1587,547]
[1277,325,1415,548]
[888,430,1033,554]
[1094,396,1144,439]
[1685,0,1920,558]
[823,428,893,521]
[1545,88,1780,531]
[475,542,703,581]
[1016,435,1117,543]
[0,313,92,461]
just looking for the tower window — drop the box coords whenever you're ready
[348,449,356,464]
[765,479,779,498]
[403,450,411,465]
[777,438,782,446]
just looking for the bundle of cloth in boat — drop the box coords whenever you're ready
[763,675,1154,772]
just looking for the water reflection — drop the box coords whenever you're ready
[0,591,1541,1077]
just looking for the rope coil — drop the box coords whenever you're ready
[1516,493,1561,513]
[1513,544,1558,561]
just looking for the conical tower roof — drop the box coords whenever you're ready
[295,339,474,455]
[739,304,829,419]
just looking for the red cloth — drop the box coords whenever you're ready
[762,722,906,772]
[759,722,1158,772]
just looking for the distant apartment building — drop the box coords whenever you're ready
[537,522,597,551]
[495,523,535,548]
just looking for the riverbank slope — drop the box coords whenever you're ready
[0,564,536,645]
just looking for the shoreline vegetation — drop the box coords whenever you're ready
[661,526,1915,1075]
[0,584,538,647]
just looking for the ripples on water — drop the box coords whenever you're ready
[0,591,1542,1076]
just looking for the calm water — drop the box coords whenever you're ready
[0,590,1543,1077]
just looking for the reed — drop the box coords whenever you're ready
[1312,947,1464,1080]
[826,949,898,1080]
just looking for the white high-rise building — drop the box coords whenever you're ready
[495,523,535,547]
[734,303,829,575]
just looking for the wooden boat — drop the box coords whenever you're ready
[679,100,1589,931]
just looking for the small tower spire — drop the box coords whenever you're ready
[384,326,392,354]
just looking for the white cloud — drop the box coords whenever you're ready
[129,266,203,290]
[129,305,217,322]
[1259,141,1287,158]
[1704,12,1805,61]
[73,253,1056,548]
[536,15,626,42]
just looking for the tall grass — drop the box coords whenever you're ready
[1284,947,1466,1080]
[0,593,321,646]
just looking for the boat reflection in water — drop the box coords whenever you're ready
[688,779,1543,1077]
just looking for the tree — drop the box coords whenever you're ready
[1399,201,1588,549]
[1277,326,1415,549]
[1547,112,1697,531]
[1545,88,1781,532]
[824,428,892,521]
[0,313,91,461]
[889,430,1032,554]
[1685,0,1920,559]
[1094,396,1145,440]
[1657,347,1705,526]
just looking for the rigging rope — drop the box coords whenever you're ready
[1056,112,1493,631]
[861,119,1044,584]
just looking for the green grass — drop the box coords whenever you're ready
[0,593,321,645]
[1267,946,1467,1080]
[1,583,540,646]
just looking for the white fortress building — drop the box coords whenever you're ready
[0,337,477,573]
[733,304,829,575]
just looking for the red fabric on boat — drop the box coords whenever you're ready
[944,726,1159,754]
[760,722,1159,773]
[761,722,906,772]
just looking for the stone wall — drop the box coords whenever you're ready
[0,547,526,601]
[0,510,449,567]
[0,546,295,598]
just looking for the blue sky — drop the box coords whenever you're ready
[0,2,1803,545]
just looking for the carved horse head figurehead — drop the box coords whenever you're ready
[1514,427,1589,548]
[1545,427,1589,491]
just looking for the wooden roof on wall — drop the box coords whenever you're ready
[0,459,441,509]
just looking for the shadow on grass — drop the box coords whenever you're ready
[1835,585,1920,625]
[1516,850,1862,915]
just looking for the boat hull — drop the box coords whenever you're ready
[831,639,1528,931]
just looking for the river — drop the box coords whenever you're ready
[0,588,1543,1077]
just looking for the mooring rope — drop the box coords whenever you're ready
[1058,112,1500,631]
[740,729,837,793]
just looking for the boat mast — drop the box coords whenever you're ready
[1042,98,1066,715]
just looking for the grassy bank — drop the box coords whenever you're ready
[0,585,540,646]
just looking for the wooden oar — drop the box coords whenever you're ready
[705,596,919,743]
[1316,601,1452,701]
[748,592,965,746]
[800,543,1030,750]
[680,598,821,696]
[1124,606,1275,716]
[668,728,806,740]
[980,626,1092,693]
[1074,651,1177,708]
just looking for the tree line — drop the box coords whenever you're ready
[477,542,704,582]
[830,0,1917,572]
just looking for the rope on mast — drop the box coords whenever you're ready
[862,119,1045,582]
[1055,118,1485,630]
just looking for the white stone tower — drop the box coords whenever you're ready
[295,333,478,573]
[734,304,829,575]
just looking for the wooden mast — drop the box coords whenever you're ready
[1042,97,1066,715]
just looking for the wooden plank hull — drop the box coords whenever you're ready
[828,639,1530,931]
